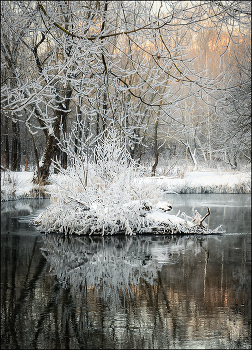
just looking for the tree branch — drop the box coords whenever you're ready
[199,207,210,227]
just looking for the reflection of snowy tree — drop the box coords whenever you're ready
[41,234,209,306]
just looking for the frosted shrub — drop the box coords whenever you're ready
[36,128,162,235]
[1,171,18,201]
[35,127,224,235]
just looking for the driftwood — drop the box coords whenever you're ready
[199,207,210,227]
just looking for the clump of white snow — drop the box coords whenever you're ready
[155,201,173,212]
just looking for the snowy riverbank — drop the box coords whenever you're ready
[1,168,250,236]
[142,170,251,194]
[1,170,251,201]
[1,169,250,202]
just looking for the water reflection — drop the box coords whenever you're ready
[41,234,208,303]
[1,198,50,234]
[1,197,251,349]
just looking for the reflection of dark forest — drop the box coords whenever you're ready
[1,224,251,349]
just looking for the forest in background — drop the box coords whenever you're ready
[1,1,251,181]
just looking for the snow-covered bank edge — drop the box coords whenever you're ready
[2,169,250,236]
[142,171,251,194]
[1,169,251,202]
[1,170,50,202]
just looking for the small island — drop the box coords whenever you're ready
[33,129,224,236]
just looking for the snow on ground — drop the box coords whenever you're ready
[141,170,251,194]
[1,169,250,235]
[146,211,194,228]
[1,169,250,202]
[1,171,46,201]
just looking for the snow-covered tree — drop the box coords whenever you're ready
[2,1,250,178]
[217,36,251,168]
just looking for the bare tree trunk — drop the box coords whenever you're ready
[103,92,107,125]
[2,116,10,169]
[17,122,21,171]
[152,118,159,176]
[25,132,29,171]
[187,145,198,171]
[11,120,18,171]
[207,113,212,161]
[39,105,71,180]
[10,119,21,171]
[75,105,82,155]
[39,110,62,180]
[53,114,61,174]
[30,132,41,183]
[96,113,100,136]
[40,133,58,180]
[195,135,207,162]
[61,116,67,169]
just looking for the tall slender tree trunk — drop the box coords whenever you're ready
[17,122,21,171]
[96,113,100,136]
[152,118,159,176]
[187,144,198,171]
[2,116,10,169]
[102,92,107,130]
[61,116,67,169]
[75,104,83,155]
[11,120,19,171]
[53,114,61,174]
[195,135,207,162]
[25,132,29,171]
[207,113,212,161]
[30,132,41,183]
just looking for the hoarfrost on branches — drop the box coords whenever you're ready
[34,127,224,236]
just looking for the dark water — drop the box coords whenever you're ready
[1,195,251,349]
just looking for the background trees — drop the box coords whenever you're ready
[1,1,251,179]
[216,36,251,168]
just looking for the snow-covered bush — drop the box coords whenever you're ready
[34,127,225,235]
[1,170,18,201]
[35,128,163,234]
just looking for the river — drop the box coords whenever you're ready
[1,194,251,349]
